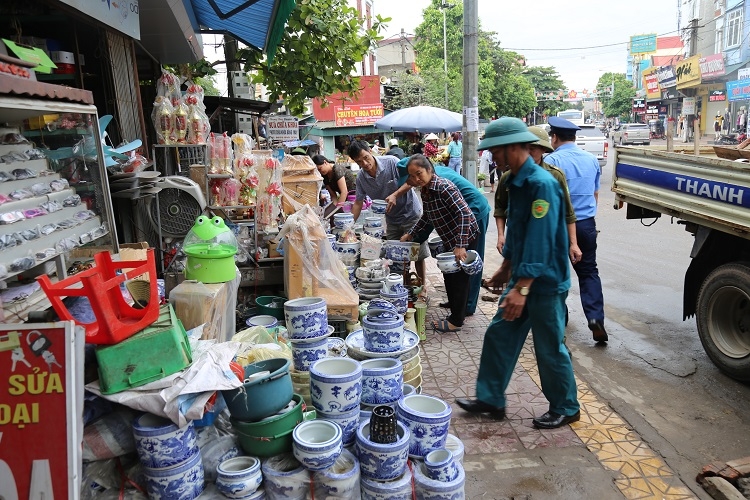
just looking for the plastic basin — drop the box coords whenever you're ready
[222,358,293,422]
[231,394,305,457]
[255,296,287,320]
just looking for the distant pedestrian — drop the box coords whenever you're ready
[545,116,607,343]
[447,132,463,173]
[386,138,406,159]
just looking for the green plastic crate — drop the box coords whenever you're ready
[96,303,192,395]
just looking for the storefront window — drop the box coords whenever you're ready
[725,8,743,48]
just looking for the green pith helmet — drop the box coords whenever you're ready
[527,126,554,153]
[477,117,539,150]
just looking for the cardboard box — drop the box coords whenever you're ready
[69,242,148,260]
[281,171,323,215]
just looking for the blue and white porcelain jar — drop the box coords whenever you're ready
[312,448,359,499]
[370,200,387,214]
[355,419,410,481]
[143,448,205,500]
[292,419,343,471]
[362,315,405,353]
[424,448,460,483]
[133,414,199,469]
[396,394,452,458]
[361,358,403,405]
[333,212,355,229]
[379,289,409,315]
[317,407,360,447]
[216,456,263,499]
[284,297,328,339]
[310,358,362,414]
[413,457,466,500]
[360,466,413,500]
[460,249,483,276]
[290,333,331,372]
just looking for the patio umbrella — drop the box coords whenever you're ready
[373,106,463,133]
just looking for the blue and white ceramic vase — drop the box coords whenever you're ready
[310,358,362,414]
[215,456,263,499]
[361,358,403,404]
[290,330,331,371]
[132,414,199,469]
[355,419,411,481]
[396,394,452,458]
[284,297,328,339]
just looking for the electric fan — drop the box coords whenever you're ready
[147,176,207,238]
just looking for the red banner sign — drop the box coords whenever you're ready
[334,104,384,127]
[699,54,726,79]
[0,322,81,499]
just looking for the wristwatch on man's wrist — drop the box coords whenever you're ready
[515,285,530,296]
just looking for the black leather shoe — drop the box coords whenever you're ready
[455,398,505,420]
[532,410,581,429]
[588,319,608,343]
[439,301,451,308]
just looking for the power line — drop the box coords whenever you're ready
[503,28,686,52]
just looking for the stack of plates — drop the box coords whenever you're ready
[110,171,161,199]
[356,276,385,300]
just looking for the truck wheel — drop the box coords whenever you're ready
[696,262,750,381]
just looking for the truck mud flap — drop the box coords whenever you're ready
[625,203,661,220]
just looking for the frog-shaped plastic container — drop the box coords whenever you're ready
[183,215,238,283]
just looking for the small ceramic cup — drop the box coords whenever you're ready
[424,448,460,483]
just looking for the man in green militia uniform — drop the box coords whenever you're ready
[456,117,580,429]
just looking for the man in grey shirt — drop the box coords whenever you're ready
[348,140,429,285]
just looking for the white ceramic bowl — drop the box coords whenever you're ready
[292,420,343,471]
[360,358,403,405]
[284,297,328,339]
[216,456,263,499]
[245,314,279,330]
[310,358,362,413]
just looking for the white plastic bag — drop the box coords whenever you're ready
[312,448,361,499]
[261,453,311,500]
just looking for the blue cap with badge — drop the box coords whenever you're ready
[547,116,581,132]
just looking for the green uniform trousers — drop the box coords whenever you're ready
[476,290,580,416]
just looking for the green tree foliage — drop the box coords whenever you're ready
[383,70,432,109]
[596,72,635,119]
[412,0,535,119]
[234,0,386,116]
[522,66,568,117]
[195,76,220,97]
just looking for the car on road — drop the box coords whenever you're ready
[611,123,650,146]
[575,125,608,168]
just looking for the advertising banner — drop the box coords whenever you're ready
[642,68,661,99]
[630,34,657,55]
[0,322,83,500]
[727,79,750,101]
[699,54,726,79]
[632,98,646,115]
[334,104,384,127]
[267,116,300,142]
[656,65,677,88]
[710,90,727,102]
[59,0,140,39]
[682,97,696,115]
[739,68,750,80]
[676,55,702,88]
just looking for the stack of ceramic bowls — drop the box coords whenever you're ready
[379,282,409,315]
[133,414,205,499]
[310,358,362,450]
[355,265,387,301]
[435,252,460,274]
[363,216,385,239]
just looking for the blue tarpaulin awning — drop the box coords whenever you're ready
[186,0,296,57]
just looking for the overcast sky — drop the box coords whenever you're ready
[374,0,681,91]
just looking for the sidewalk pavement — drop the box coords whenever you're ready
[414,192,699,499]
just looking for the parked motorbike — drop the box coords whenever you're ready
[716,134,739,145]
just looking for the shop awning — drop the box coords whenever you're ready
[188,0,296,58]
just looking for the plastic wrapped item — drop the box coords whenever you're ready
[82,406,137,461]
[30,182,51,196]
[75,210,97,222]
[211,177,242,207]
[26,148,47,160]
[55,236,79,253]
[2,151,31,163]
[233,327,292,366]
[0,172,12,182]
[169,279,238,342]
[173,100,189,144]
[23,208,48,218]
[57,218,78,229]
[63,194,82,207]
[312,448,361,500]
[360,465,413,500]
[19,227,41,241]
[152,96,175,145]
[255,150,283,230]
[200,434,241,483]
[11,168,36,179]
[262,453,311,500]
[1,132,30,144]
[157,68,182,107]
[41,200,63,213]
[9,256,35,272]
[0,210,25,224]
[35,247,57,260]
[208,132,233,175]
[50,178,70,191]
[0,264,6,279]
[122,154,149,174]
[10,188,33,200]
[185,82,210,145]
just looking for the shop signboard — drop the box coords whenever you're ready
[662,87,678,100]
[699,54,726,79]
[0,322,83,500]
[267,116,300,142]
[727,79,750,101]
[675,55,702,88]
[643,68,661,99]
[59,0,140,39]
[682,97,696,115]
[632,98,646,115]
[739,68,750,80]
[656,65,677,88]
[709,90,727,102]
[333,104,384,126]
[630,33,657,55]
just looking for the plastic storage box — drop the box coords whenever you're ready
[95,303,192,395]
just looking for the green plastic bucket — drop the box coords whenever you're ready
[184,243,237,283]
[231,394,304,457]
[255,296,287,320]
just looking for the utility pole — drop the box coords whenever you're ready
[462,0,478,186]
[224,35,240,99]
[400,29,407,66]
[442,0,448,108]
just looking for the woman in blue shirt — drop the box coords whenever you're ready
[447,132,463,173]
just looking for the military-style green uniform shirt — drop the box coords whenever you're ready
[504,157,571,295]
[494,161,577,225]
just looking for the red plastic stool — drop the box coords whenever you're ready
[37,249,160,345]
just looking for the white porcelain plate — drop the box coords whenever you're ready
[357,276,386,284]
[327,337,348,357]
[345,328,420,358]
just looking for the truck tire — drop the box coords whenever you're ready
[696,262,750,381]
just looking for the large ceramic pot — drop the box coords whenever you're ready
[370,200,387,214]
[335,241,361,257]
[222,358,293,422]
[216,456,263,499]
[396,394,452,458]
[360,466,413,500]
[355,420,410,481]
[435,252,460,274]
[292,419,343,471]
[412,458,466,500]
[143,449,205,500]
[284,297,328,339]
[261,453,308,500]
[310,358,362,413]
[361,358,403,405]
[333,212,355,229]
[132,414,199,469]
[362,315,405,353]
[460,249,483,276]
[290,327,333,371]
[312,448,359,499]
[317,406,360,447]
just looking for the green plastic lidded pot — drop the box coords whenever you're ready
[183,215,238,283]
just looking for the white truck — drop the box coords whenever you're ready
[611,145,750,381]
[576,125,608,168]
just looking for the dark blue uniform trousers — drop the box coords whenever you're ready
[476,290,579,416]
[573,217,605,323]
[465,211,489,315]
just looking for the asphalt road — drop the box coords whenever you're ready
[557,149,750,496]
